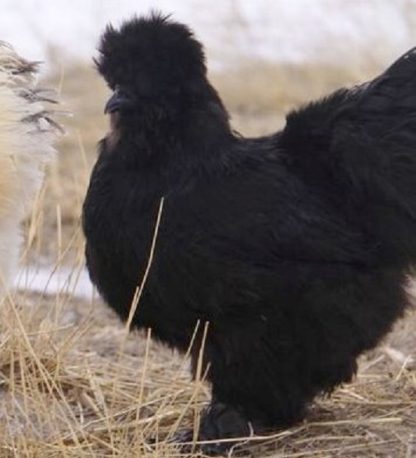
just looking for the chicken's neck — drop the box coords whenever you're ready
[110,100,235,177]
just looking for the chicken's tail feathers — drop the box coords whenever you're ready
[378,46,416,80]
[352,46,416,114]
[280,46,416,266]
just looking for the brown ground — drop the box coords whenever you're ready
[1,57,415,457]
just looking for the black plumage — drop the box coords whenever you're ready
[83,12,416,453]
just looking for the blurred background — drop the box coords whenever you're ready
[3,0,416,71]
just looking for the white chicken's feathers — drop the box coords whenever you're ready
[0,42,61,289]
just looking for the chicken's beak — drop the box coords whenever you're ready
[104,89,134,114]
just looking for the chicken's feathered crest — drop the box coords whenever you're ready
[95,11,207,94]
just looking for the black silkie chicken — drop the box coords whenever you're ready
[83,13,416,453]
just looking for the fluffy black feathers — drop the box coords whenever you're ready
[96,13,206,98]
[83,13,416,454]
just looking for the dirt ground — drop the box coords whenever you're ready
[1,57,415,457]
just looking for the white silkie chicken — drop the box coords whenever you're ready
[0,42,60,291]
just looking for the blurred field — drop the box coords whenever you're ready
[1,56,415,457]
